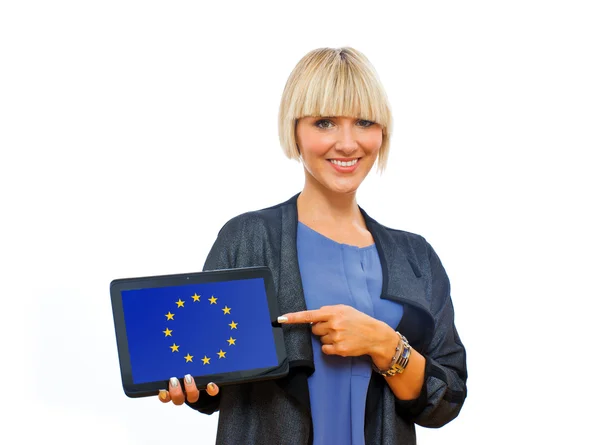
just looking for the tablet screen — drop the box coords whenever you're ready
[121,277,279,385]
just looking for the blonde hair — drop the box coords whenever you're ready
[278,47,393,172]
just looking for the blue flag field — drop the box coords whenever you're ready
[121,277,278,384]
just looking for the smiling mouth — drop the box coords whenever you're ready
[329,159,359,167]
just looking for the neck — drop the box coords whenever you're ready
[297,177,362,226]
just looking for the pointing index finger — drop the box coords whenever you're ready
[278,309,330,324]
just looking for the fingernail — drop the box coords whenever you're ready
[159,390,167,400]
[170,377,179,387]
[208,382,216,390]
[277,316,288,323]
[185,374,192,384]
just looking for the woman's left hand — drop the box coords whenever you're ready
[279,305,397,364]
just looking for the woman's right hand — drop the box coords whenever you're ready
[158,374,219,405]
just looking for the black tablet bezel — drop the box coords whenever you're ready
[110,266,288,398]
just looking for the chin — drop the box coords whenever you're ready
[323,179,361,195]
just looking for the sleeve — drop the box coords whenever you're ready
[395,241,468,428]
[184,220,238,415]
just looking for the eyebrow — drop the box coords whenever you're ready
[316,116,367,120]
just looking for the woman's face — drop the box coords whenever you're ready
[295,116,383,195]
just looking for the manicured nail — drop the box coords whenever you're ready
[277,316,288,323]
[185,374,192,384]
[159,390,168,400]
[208,382,216,391]
[170,377,179,387]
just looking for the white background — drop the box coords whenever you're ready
[1,1,599,444]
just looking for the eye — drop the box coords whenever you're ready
[315,119,334,129]
[357,119,375,127]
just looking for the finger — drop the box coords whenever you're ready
[168,377,185,405]
[322,342,350,357]
[311,321,332,337]
[322,344,336,355]
[279,309,331,325]
[319,334,334,345]
[183,374,200,404]
[206,382,220,397]
[158,389,171,403]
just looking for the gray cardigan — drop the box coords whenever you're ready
[188,194,467,445]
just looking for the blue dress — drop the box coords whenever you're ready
[296,222,404,445]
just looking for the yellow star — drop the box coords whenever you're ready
[176,299,185,308]
[191,293,201,302]
[163,328,173,337]
[209,296,218,304]
[227,337,236,346]
[184,353,193,363]
[165,312,175,320]
[170,343,180,352]
[222,306,231,315]
[202,356,211,365]
[229,320,238,330]
[217,349,226,359]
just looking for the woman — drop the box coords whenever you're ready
[158,47,467,445]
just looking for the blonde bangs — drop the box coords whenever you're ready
[299,62,387,124]
[279,47,393,172]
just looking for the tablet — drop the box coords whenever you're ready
[110,266,288,398]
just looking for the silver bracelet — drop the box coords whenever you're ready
[372,332,411,377]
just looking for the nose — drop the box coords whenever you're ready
[334,121,359,155]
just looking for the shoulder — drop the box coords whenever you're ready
[216,196,295,239]
[365,215,448,284]
[383,224,427,246]
[367,215,432,258]
[205,197,295,270]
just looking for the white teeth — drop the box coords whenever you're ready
[330,159,358,167]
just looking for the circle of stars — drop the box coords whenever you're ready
[163,292,238,366]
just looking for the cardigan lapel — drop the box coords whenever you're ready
[361,209,426,307]
[361,208,434,351]
[272,194,314,424]
[277,194,314,369]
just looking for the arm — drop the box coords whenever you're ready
[279,240,467,427]
[392,242,468,428]
[279,241,466,427]
[369,326,427,401]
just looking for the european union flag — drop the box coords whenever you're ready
[121,277,279,384]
